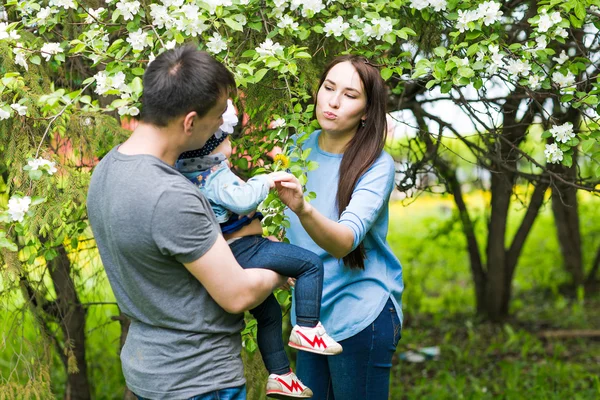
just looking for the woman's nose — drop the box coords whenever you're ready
[328,93,340,108]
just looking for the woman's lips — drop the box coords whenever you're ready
[323,111,337,119]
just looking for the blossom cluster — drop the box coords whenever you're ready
[456,1,504,32]
[7,196,31,222]
[27,158,58,175]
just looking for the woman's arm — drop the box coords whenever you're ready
[274,174,354,259]
[274,155,395,259]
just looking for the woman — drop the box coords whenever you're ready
[274,55,404,399]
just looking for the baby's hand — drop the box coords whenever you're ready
[266,171,293,189]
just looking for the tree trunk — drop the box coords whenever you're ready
[484,172,513,321]
[551,162,584,287]
[48,245,91,400]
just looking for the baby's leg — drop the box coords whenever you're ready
[230,235,324,326]
[230,236,290,375]
[249,294,290,375]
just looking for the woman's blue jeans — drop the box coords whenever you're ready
[229,235,324,375]
[296,297,402,400]
[135,384,246,400]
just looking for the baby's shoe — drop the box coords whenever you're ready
[266,370,313,399]
[288,322,343,355]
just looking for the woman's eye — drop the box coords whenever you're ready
[345,94,356,99]
[324,86,333,91]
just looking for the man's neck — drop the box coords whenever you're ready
[118,122,182,166]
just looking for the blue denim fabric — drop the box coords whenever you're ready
[296,297,401,400]
[230,235,324,375]
[136,384,246,400]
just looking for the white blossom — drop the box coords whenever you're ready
[535,35,547,50]
[554,27,568,38]
[10,103,27,116]
[491,52,504,66]
[274,0,288,7]
[206,32,227,54]
[271,118,286,128]
[428,0,447,12]
[204,0,233,14]
[324,16,349,37]
[457,10,479,32]
[126,29,148,51]
[506,59,531,77]
[528,75,542,90]
[7,196,31,222]
[37,7,55,21]
[550,122,575,143]
[116,0,141,21]
[85,7,105,23]
[550,11,562,24]
[368,17,393,40]
[149,4,172,28]
[118,105,140,116]
[165,40,177,50]
[552,50,568,65]
[163,0,185,6]
[410,0,429,10]
[489,44,499,54]
[552,71,575,88]
[0,107,10,120]
[537,11,553,33]
[94,71,130,96]
[277,15,298,30]
[347,29,362,43]
[28,158,58,174]
[256,38,284,57]
[477,1,503,26]
[13,47,28,71]
[40,43,63,61]
[50,0,77,9]
[219,99,238,134]
[297,0,325,16]
[544,143,563,164]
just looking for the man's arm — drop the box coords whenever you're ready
[184,234,286,314]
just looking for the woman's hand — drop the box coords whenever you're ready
[271,173,308,215]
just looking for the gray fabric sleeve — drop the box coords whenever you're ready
[151,185,218,264]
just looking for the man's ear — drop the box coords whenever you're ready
[183,111,197,135]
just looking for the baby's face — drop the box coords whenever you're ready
[212,136,232,159]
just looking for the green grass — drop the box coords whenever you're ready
[1,192,599,399]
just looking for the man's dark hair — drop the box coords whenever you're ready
[139,46,236,127]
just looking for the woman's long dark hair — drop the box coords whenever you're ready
[315,55,388,270]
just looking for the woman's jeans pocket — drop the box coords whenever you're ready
[389,301,402,347]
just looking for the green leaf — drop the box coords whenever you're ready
[30,55,41,65]
[541,130,552,139]
[560,94,574,103]
[562,154,572,167]
[224,17,243,31]
[381,68,393,81]
[295,51,311,59]
[131,67,145,76]
[583,96,598,105]
[433,47,447,58]
[30,196,46,206]
[582,139,596,153]
[458,67,474,78]
[0,236,18,252]
[254,68,269,83]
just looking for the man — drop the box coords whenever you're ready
[87,46,285,399]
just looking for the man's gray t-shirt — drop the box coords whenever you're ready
[87,147,245,398]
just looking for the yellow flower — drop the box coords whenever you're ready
[274,153,290,169]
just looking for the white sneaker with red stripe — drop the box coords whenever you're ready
[288,322,343,355]
[266,371,313,399]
